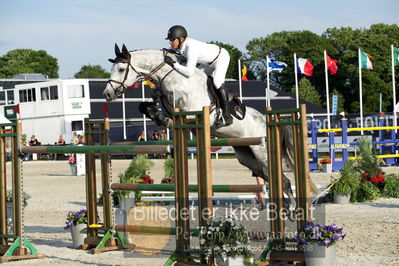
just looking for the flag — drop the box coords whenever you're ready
[12,104,20,114]
[143,80,155,88]
[326,55,338,75]
[242,65,249,81]
[297,57,314,76]
[394,46,399,66]
[268,59,287,73]
[102,103,109,117]
[360,50,373,70]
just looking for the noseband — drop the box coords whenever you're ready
[107,50,174,96]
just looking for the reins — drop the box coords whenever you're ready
[107,50,176,95]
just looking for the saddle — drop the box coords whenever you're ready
[206,76,246,121]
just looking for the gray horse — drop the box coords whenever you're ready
[104,44,315,211]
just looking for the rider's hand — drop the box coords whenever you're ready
[164,56,176,67]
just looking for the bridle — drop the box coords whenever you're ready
[107,50,175,96]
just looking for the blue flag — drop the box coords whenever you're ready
[268,59,287,73]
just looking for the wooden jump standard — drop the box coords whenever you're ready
[0,121,44,262]
[257,104,311,265]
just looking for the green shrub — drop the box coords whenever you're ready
[382,174,399,198]
[116,155,154,201]
[330,160,360,195]
[163,156,175,178]
[352,179,381,202]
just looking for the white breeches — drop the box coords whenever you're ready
[200,48,230,89]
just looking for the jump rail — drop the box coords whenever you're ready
[110,183,265,193]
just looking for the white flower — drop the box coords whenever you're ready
[200,239,205,245]
[209,226,215,231]
[216,226,220,232]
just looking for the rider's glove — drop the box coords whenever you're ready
[164,56,176,67]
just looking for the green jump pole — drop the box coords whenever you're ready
[20,145,169,155]
[110,183,263,193]
[112,137,263,147]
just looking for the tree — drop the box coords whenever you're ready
[290,78,322,106]
[246,30,334,90]
[0,49,59,78]
[74,64,110,78]
[323,24,399,113]
[246,24,399,113]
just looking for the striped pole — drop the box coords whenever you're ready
[110,183,264,193]
[20,145,169,155]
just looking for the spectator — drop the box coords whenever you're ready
[29,135,40,146]
[71,132,79,145]
[28,135,40,160]
[137,131,145,141]
[78,135,85,144]
[159,129,167,141]
[152,130,160,141]
[68,154,77,176]
[57,135,66,145]
[53,135,66,160]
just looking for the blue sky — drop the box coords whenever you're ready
[0,0,398,78]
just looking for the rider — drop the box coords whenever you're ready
[163,25,232,127]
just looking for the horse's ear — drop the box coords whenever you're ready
[114,43,122,57]
[109,58,117,63]
[122,44,130,59]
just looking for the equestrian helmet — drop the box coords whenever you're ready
[165,25,187,41]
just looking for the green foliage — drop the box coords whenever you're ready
[330,160,360,195]
[290,78,322,106]
[116,155,154,200]
[74,64,110,78]
[0,49,59,78]
[163,156,175,178]
[6,190,31,207]
[352,180,381,202]
[199,216,254,262]
[382,174,399,198]
[354,137,383,178]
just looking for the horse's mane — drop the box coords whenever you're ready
[129,49,186,63]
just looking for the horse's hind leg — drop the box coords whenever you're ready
[282,174,297,221]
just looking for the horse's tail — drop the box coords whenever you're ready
[281,126,320,195]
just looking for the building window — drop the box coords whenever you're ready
[7,91,14,104]
[0,92,5,105]
[68,85,85,98]
[19,88,36,103]
[40,85,58,101]
[72,120,83,131]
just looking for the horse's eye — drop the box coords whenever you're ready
[119,68,125,73]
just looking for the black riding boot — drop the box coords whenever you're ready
[216,86,233,127]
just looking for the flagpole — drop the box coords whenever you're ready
[238,58,243,101]
[294,53,299,108]
[392,44,397,129]
[142,82,147,141]
[324,50,331,130]
[266,55,270,108]
[358,48,364,135]
[122,93,127,140]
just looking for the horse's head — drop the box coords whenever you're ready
[103,44,140,101]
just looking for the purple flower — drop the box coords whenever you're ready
[323,238,331,245]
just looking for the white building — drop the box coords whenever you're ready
[0,78,91,145]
